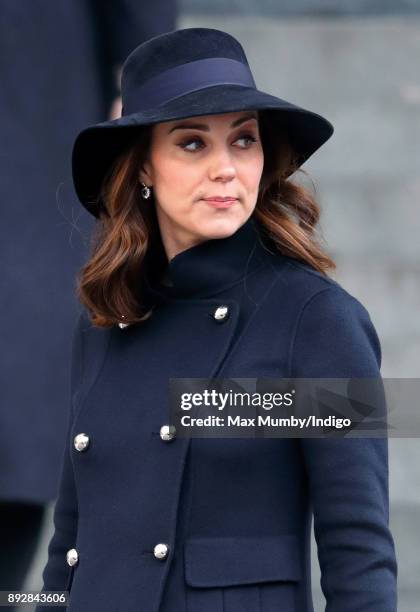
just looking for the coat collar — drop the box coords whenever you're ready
[149,216,273,300]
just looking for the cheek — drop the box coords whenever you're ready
[151,157,204,219]
[242,151,264,191]
[154,157,201,195]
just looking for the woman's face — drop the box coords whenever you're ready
[139,110,264,260]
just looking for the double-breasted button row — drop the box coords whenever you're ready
[74,427,177,447]
[66,544,168,564]
[73,433,90,452]
[213,305,229,323]
[119,307,230,326]
[66,548,79,567]
[154,430,172,562]
[71,431,171,565]
[74,426,178,448]
[160,424,176,442]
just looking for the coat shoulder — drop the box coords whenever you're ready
[261,250,382,376]
[263,248,380,348]
[264,249,361,309]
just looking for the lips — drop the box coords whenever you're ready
[202,197,238,209]
[203,197,237,202]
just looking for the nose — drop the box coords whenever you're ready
[208,147,236,182]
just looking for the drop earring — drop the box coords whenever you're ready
[140,181,152,199]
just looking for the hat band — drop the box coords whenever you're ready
[122,57,257,115]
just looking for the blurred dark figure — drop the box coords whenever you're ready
[0,0,177,600]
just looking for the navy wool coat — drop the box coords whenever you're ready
[37,217,397,611]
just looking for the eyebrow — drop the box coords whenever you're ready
[168,112,258,134]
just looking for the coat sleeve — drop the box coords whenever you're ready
[290,286,398,612]
[34,313,85,611]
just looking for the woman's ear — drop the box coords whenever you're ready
[138,161,152,186]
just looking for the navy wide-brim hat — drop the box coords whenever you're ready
[72,27,334,218]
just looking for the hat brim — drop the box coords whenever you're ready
[72,84,334,217]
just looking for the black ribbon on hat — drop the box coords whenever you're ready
[122,57,257,115]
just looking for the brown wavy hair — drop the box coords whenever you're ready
[76,110,336,328]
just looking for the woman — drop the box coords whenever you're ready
[36,28,397,612]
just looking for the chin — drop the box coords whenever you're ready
[198,211,251,239]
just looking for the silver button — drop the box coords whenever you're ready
[213,305,229,323]
[160,425,176,442]
[118,315,129,329]
[153,543,169,560]
[73,433,90,452]
[66,548,79,567]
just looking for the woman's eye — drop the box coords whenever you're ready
[235,134,258,148]
[178,137,205,153]
[177,133,258,153]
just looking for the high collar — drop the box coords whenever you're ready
[148,217,273,301]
